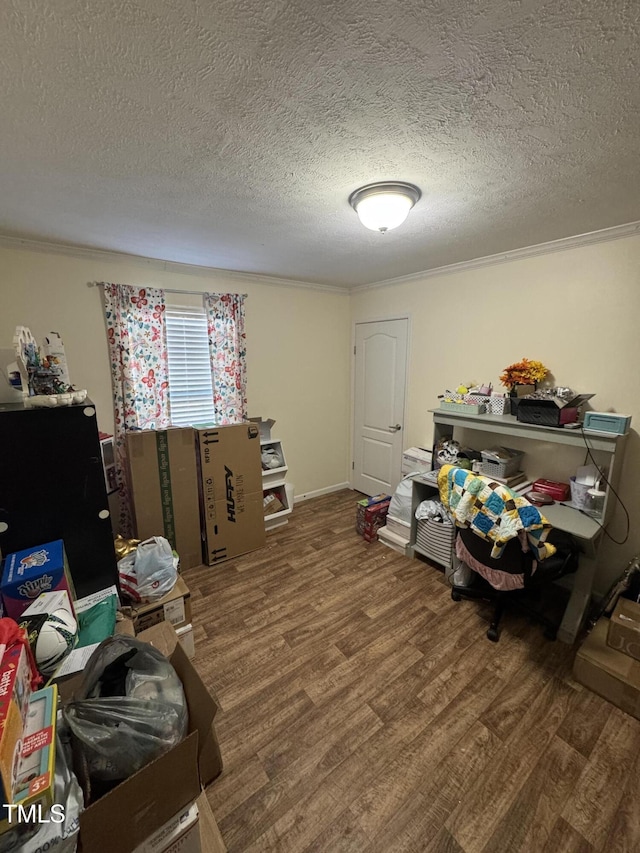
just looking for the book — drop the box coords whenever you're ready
[486,471,528,487]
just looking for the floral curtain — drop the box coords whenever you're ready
[203,293,247,424]
[102,283,170,535]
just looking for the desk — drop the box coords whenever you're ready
[410,409,627,643]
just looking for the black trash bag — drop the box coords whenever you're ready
[63,635,188,785]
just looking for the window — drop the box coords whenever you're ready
[165,305,215,426]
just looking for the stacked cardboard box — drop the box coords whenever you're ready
[574,599,640,719]
[127,429,203,570]
[356,495,391,543]
[127,424,266,569]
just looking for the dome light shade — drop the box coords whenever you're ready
[349,182,421,233]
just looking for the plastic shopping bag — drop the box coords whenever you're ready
[117,536,177,604]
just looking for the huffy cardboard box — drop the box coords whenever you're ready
[133,576,192,633]
[127,429,203,570]
[1,540,76,620]
[573,617,640,720]
[608,598,640,661]
[196,424,265,565]
[58,622,222,853]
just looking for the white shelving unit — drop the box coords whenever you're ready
[410,408,628,644]
[261,439,293,530]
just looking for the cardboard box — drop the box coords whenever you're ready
[1,540,76,620]
[133,576,192,633]
[248,417,276,441]
[377,526,409,555]
[401,447,432,475]
[196,793,226,853]
[175,624,195,660]
[9,685,57,826]
[0,644,33,812]
[608,598,640,661]
[132,800,200,853]
[58,622,222,853]
[263,491,285,516]
[384,515,411,541]
[127,429,203,570]
[21,589,75,620]
[573,618,640,719]
[196,424,265,565]
[516,394,595,427]
[356,495,391,543]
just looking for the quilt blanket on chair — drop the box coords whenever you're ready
[437,464,556,560]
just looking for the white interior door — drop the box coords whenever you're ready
[353,319,408,496]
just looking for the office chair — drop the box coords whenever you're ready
[450,524,579,641]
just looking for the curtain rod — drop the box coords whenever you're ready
[89,282,248,297]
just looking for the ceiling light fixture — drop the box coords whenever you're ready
[349,181,421,233]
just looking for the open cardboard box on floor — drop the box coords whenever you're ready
[58,622,222,853]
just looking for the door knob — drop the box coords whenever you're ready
[388,424,402,431]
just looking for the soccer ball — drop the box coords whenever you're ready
[34,609,78,675]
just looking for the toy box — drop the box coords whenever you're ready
[356,495,391,543]
[10,685,57,821]
[0,644,33,810]
[1,540,76,620]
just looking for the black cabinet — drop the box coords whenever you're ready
[0,400,118,598]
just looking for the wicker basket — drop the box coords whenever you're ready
[487,396,509,415]
[440,401,486,415]
[479,448,524,478]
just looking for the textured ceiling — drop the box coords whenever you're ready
[1,0,639,288]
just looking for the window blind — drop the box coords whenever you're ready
[165,305,216,426]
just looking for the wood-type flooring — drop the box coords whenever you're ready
[183,489,640,853]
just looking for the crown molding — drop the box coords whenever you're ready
[2,219,639,295]
[0,234,349,295]
[350,220,640,293]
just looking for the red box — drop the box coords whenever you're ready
[356,496,391,543]
[532,479,570,502]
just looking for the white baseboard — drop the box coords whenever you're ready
[294,482,351,503]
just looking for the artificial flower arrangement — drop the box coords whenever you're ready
[500,358,549,390]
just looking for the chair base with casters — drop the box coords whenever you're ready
[450,527,579,642]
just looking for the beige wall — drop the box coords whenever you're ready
[2,233,638,594]
[0,244,351,506]
[351,234,640,594]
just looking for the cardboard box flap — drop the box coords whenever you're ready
[197,792,227,853]
[79,732,200,853]
[139,622,220,738]
[519,393,595,409]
